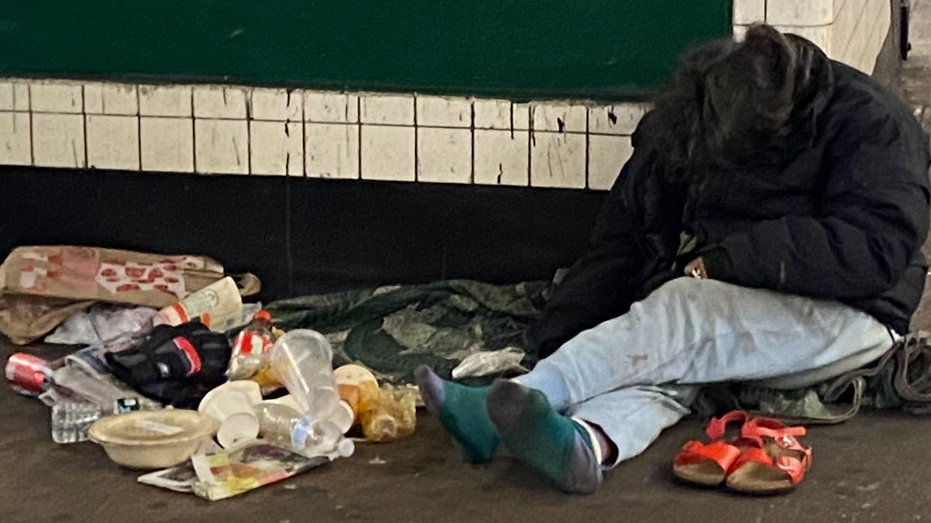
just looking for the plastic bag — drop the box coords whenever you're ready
[451,347,528,379]
[45,304,157,345]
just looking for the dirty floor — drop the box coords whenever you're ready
[2,341,931,523]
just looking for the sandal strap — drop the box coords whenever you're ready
[675,440,742,471]
[705,410,749,441]
[741,417,807,448]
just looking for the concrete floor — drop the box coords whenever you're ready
[8,6,931,522]
[4,355,931,523]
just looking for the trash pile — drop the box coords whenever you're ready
[2,246,418,501]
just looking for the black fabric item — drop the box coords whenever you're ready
[106,322,231,407]
[529,54,931,359]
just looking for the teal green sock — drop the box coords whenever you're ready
[415,366,498,463]
[487,380,603,494]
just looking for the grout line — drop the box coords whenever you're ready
[301,90,308,177]
[470,98,476,184]
[413,94,419,182]
[27,83,34,166]
[245,91,252,175]
[357,97,362,180]
[81,85,88,169]
[136,86,142,171]
[190,89,197,173]
[584,109,590,190]
[527,104,534,187]
[0,110,609,133]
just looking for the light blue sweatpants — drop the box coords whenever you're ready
[515,278,895,467]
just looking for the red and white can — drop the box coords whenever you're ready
[5,353,54,397]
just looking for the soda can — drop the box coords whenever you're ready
[5,353,54,397]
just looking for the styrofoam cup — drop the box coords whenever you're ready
[198,387,259,448]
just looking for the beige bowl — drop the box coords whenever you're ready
[88,409,219,470]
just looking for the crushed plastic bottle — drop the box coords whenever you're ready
[51,401,105,444]
[360,385,417,442]
[254,402,353,457]
[226,310,274,380]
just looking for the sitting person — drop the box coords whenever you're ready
[415,24,931,494]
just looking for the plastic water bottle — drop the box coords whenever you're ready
[254,402,353,457]
[227,310,274,380]
[51,401,105,444]
[268,330,340,421]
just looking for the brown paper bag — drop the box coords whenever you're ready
[0,246,260,344]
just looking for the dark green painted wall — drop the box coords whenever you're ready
[0,1,730,100]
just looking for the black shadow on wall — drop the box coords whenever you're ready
[0,167,604,301]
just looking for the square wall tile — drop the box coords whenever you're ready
[836,2,888,75]
[32,113,85,168]
[767,0,833,26]
[86,115,139,170]
[417,128,471,184]
[139,85,193,117]
[195,119,249,174]
[416,96,471,128]
[140,117,194,172]
[30,81,82,113]
[194,86,248,119]
[252,88,302,121]
[474,129,529,186]
[588,135,633,191]
[0,112,31,165]
[360,125,415,181]
[84,83,138,115]
[360,95,414,125]
[306,123,360,179]
[589,104,649,136]
[832,0,871,59]
[251,121,303,176]
[0,81,29,111]
[304,92,359,123]
[473,99,530,130]
[733,25,750,40]
[531,103,586,133]
[530,132,585,188]
[733,0,766,24]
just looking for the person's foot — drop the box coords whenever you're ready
[414,365,498,463]
[486,380,603,494]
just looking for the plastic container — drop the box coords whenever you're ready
[88,409,219,469]
[254,402,353,457]
[51,401,105,444]
[268,330,340,422]
[226,310,274,380]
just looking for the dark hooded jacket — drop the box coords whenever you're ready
[529,57,931,359]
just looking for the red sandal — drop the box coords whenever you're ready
[725,417,812,494]
[672,410,749,487]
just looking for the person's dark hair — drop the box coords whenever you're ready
[650,24,829,176]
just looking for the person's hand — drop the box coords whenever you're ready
[684,257,708,279]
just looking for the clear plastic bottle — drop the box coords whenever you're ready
[268,330,340,422]
[227,310,274,380]
[254,402,353,457]
[51,401,105,444]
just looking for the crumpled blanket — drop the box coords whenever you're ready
[266,279,931,423]
[267,280,546,384]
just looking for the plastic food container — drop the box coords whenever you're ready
[88,409,219,469]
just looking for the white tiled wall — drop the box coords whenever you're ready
[0,2,893,191]
[732,0,891,75]
[0,79,641,190]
